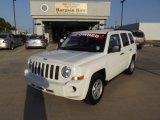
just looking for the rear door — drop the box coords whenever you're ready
[120,32,131,69]
[9,34,15,45]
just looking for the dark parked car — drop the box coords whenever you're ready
[14,35,25,45]
[19,34,27,43]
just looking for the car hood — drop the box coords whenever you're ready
[31,49,102,65]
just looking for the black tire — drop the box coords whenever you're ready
[10,43,14,50]
[84,73,104,105]
[137,44,143,49]
[25,44,28,49]
[125,58,135,74]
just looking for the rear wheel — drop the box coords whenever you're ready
[125,58,135,74]
[84,73,104,105]
[10,43,14,50]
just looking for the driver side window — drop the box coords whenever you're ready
[9,35,13,39]
[108,34,121,51]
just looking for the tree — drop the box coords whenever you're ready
[0,17,12,32]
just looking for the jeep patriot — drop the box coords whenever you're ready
[24,29,137,105]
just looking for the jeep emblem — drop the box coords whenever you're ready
[43,58,47,60]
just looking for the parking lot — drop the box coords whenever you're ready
[0,45,160,120]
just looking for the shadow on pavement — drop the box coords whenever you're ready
[136,67,160,76]
[24,86,47,120]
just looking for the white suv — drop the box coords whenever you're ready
[24,30,137,105]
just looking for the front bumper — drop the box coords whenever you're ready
[24,69,86,100]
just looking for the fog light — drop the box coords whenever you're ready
[72,86,76,92]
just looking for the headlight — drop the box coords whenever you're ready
[61,66,71,78]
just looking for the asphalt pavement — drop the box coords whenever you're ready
[0,44,160,120]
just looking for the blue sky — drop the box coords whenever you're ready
[0,0,160,32]
[0,0,32,32]
[107,0,160,27]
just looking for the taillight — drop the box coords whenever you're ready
[41,40,45,43]
[3,40,8,43]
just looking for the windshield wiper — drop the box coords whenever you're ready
[59,46,87,51]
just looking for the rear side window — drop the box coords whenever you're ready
[128,33,134,44]
[120,33,129,47]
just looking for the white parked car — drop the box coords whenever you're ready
[25,35,48,49]
[0,33,23,50]
[24,30,137,105]
[131,30,145,49]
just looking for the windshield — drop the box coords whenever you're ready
[59,33,106,52]
[132,32,144,37]
[29,36,42,39]
[0,35,7,38]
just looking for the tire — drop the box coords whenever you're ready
[10,43,14,50]
[25,44,28,49]
[137,44,143,49]
[125,58,135,74]
[84,73,104,105]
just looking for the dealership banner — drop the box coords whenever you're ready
[55,2,87,15]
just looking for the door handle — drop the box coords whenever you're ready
[129,49,132,51]
[120,52,124,55]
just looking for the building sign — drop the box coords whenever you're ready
[55,2,87,15]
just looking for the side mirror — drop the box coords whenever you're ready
[58,39,64,49]
[109,45,121,53]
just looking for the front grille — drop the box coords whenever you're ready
[29,60,60,80]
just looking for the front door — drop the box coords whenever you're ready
[106,33,125,80]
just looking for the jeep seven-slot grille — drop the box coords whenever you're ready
[29,60,60,80]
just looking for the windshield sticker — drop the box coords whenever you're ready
[71,33,104,40]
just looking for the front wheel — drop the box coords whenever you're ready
[84,73,104,105]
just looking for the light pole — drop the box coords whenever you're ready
[13,0,17,34]
[33,18,34,34]
[120,0,126,26]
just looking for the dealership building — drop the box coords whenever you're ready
[30,0,111,42]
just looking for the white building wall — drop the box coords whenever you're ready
[140,23,160,41]
[30,0,111,40]
[30,1,110,18]
[35,19,44,35]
